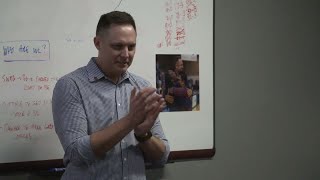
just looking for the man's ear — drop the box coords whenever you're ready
[94,36,101,50]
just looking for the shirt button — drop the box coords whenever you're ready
[124,177,127,180]
[118,103,121,106]
[122,140,125,143]
[124,158,127,161]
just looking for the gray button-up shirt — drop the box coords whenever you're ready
[52,58,170,180]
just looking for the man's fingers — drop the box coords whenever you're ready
[145,92,161,105]
[141,88,157,100]
[159,99,166,110]
[145,100,158,111]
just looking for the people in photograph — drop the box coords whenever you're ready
[164,57,192,111]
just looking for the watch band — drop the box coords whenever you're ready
[134,131,152,142]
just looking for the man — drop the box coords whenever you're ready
[164,58,193,111]
[52,11,170,179]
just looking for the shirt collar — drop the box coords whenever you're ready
[86,57,105,82]
[86,57,130,83]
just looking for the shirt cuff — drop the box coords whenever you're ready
[66,135,96,166]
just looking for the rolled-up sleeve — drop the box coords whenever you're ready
[149,118,170,167]
[52,77,96,166]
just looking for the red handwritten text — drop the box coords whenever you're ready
[1,122,55,140]
[158,0,198,48]
[1,99,52,108]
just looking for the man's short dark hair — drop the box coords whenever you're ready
[174,56,182,65]
[96,11,136,36]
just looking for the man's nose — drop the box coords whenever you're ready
[121,47,129,58]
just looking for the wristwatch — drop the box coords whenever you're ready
[134,131,152,142]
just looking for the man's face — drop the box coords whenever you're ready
[175,59,184,72]
[94,24,136,77]
[168,70,177,79]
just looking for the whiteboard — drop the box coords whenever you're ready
[0,0,214,166]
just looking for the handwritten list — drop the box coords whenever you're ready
[0,72,58,141]
[157,0,198,49]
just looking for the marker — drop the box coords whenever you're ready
[48,167,65,172]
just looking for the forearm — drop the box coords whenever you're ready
[90,115,136,157]
[138,136,166,161]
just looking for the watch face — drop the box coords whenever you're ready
[135,131,152,142]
